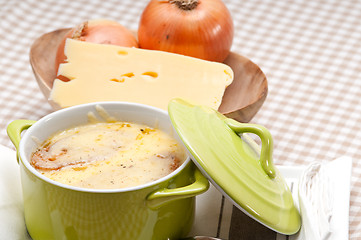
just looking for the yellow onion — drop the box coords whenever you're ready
[138,0,233,62]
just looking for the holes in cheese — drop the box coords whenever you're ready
[122,72,135,78]
[141,71,159,82]
[110,72,135,83]
[110,78,125,83]
[142,71,158,78]
[51,39,234,110]
[117,50,128,55]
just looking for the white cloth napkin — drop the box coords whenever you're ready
[290,156,352,240]
[0,144,31,240]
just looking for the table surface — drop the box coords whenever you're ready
[1,0,360,239]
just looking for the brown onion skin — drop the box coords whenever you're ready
[55,19,138,78]
[138,0,234,62]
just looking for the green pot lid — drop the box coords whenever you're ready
[168,98,301,235]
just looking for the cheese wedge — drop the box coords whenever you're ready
[50,39,234,110]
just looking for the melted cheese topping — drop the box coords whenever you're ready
[31,122,186,189]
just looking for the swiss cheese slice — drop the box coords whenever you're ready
[50,39,234,110]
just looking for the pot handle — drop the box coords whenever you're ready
[146,168,209,210]
[224,118,276,179]
[7,119,36,163]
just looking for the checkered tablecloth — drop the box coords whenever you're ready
[1,0,361,239]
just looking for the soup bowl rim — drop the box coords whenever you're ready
[18,101,192,194]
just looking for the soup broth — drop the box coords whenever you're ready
[31,121,186,189]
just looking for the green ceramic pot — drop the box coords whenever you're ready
[7,102,209,240]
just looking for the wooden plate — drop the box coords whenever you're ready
[30,28,267,123]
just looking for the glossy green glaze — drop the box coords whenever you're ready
[7,119,36,162]
[19,158,200,240]
[168,98,301,235]
[7,102,210,240]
